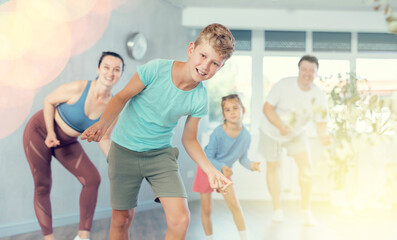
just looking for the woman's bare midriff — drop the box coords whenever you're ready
[54,109,82,138]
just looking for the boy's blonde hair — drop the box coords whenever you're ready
[195,23,235,60]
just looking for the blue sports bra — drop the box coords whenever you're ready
[57,81,100,133]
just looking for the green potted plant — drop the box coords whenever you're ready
[320,72,397,208]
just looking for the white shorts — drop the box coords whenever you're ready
[258,130,310,162]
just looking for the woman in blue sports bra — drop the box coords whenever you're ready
[23,52,124,240]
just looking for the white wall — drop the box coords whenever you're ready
[182,7,390,32]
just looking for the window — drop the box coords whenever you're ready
[208,56,252,126]
[231,30,252,51]
[356,58,397,95]
[263,56,300,101]
[313,32,351,52]
[358,33,397,52]
[315,59,351,91]
[265,31,306,51]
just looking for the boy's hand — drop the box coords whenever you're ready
[251,161,261,172]
[81,121,108,142]
[221,166,233,178]
[207,169,233,193]
[218,187,231,196]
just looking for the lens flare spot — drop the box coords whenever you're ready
[69,0,111,56]
[0,12,33,60]
[0,50,69,90]
[0,59,13,79]
[110,0,129,10]
[111,0,139,13]
[0,0,15,11]
[17,2,72,58]
[29,0,98,22]
[90,0,111,14]
[0,105,33,139]
[30,22,72,58]
[0,84,36,109]
[0,60,43,89]
[0,85,35,139]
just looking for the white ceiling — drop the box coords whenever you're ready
[164,0,397,11]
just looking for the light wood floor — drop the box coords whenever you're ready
[2,200,397,240]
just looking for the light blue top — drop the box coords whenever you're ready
[204,125,252,172]
[57,81,99,133]
[111,59,208,152]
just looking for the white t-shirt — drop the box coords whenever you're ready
[260,77,328,142]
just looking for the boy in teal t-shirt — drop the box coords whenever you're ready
[82,23,235,240]
[111,58,209,152]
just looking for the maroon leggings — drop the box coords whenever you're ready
[23,110,101,236]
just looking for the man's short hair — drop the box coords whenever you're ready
[298,55,319,69]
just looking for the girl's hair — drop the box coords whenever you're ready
[98,51,125,71]
[221,94,243,108]
[221,94,244,123]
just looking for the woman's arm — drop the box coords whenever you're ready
[82,73,145,142]
[182,116,232,191]
[43,80,86,147]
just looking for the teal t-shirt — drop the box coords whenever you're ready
[111,59,208,152]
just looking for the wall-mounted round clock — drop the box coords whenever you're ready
[126,32,147,60]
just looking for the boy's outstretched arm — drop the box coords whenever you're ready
[182,116,233,191]
[81,73,146,142]
[97,116,119,156]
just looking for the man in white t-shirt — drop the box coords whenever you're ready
[259,55,330,225]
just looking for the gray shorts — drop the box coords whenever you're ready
[107,141,187,210]
[258,131,310,162]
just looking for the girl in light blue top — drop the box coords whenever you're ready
[193,94,261,240]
